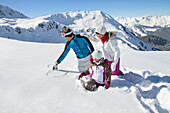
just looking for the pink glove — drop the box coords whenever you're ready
[105,81,110,89]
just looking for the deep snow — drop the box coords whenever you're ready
[0,37,170,113]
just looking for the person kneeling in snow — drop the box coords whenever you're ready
[78,50,111,91]
[53,28,94,72]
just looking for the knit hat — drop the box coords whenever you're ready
[92,50,102,59]
[95,25,106,35]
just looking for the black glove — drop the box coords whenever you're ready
[53,63,58,70]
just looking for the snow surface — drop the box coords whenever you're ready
[115,16,170,37]
[0,37,170,113]
[115,16,170,28]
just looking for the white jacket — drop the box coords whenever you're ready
[103,36,120,71]
[83,58,111,84]
[90,32,120,71]
[90,65,106,84]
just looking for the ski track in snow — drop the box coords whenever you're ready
[48,54,170,113]
[118,68,170,113]
[73,66,170,113]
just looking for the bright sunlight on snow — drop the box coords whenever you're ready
[0,37,170,113]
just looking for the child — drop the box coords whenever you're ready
[78,50,111,91]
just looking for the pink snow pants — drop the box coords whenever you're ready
[107,58,122,76]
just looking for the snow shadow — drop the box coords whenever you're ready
[111,71,169,113]
[57,69,79,74]
[146,75,170,83]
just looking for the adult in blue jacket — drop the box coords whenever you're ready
[53,28,94,72]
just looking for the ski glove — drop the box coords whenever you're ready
[105,81,110,89]
[78,73,85,80]
[53,63,58,70]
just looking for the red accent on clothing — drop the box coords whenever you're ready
[80,73,85,77]
[84,72,90,76]
[105,82,110,89]
[100,33,107,44]
[90,58,93,62]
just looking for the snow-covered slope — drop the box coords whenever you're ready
[0,37,170,113]
[115,16,170,28]
[115,16,170,51]
[0,9,155,50]
[0,4,27,18]
[115,16,170,38]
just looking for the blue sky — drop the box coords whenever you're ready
[1,0,170,18]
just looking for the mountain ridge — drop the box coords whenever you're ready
[0,5,155,51]
[115,15,170,27]
[115,15,170,50]
[0,4,27,18]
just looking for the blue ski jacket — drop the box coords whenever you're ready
[57,35,94,64]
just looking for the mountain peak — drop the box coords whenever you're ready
[0,4,28,18]
[0,9,154,51]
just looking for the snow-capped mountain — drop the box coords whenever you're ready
[1,5,170,113]
[115,16,170,28]
[0,4,27,18]
[0,9,155,51]
[115,16,170,50]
